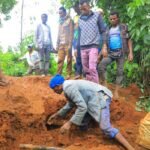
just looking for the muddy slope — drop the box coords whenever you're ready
[0,76,146,150]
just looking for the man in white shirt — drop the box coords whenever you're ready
[35,13,54,76]
[20,44,40,75]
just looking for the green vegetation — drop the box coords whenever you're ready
[136,96,150,112]
[0,0,16,14]
[0,49,58,76]
[0,34,58,76]
[0,0,17,26]
[0,50,26,76]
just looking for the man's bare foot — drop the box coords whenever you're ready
[113,91,119,100]
[113,85,120,100]
[115,133,135,150]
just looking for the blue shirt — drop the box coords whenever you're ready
[109,26,122,50]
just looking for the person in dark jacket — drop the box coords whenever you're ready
[98,11,133,99]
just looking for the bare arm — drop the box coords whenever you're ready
[128,39,133,61]
[97,15,108,57]
[57,101,74,117]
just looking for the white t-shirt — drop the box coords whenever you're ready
[41,24,50,45]
[20,51,40,67]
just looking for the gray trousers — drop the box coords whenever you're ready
[80,98,119,138]
[27,66,40,75]
[39,45,51,75]
[98,55,125,85]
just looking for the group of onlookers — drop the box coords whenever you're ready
[19,0,133,99]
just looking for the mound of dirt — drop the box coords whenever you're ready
[0,76,146,150]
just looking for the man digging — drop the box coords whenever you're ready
[48,74,135,150]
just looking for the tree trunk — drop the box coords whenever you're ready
[20,0,24,44]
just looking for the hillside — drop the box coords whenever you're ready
[0,76,146,150]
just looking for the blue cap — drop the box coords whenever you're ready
[49,74,65,89]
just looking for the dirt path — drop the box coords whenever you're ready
[0,76,146,150]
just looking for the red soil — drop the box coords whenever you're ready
[0,76,146,150]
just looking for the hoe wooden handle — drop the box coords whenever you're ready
[19,144,63,150]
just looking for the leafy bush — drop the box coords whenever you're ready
[136,96,150,112]
[49,54,68,76]
[0,50,60,77]
[0,0,16,14]
[123,61,139,86]
[106,60,140,86]
[106,62,116,83]
[0,51,27,76]
[49,54,58,75]
[19,33,35,54]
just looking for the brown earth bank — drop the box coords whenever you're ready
[0,76,147,150]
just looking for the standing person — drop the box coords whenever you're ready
[73,2,83,79]
[48,74,135,150]
[78,0,107,83]
[19,44,40,75]
[35,13,54,76]
[56,7,73,79]
[98,11,133,99]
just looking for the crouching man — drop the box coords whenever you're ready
[19,44,40,75]
[48,74,134,150]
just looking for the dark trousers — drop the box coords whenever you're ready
[80,98,119,138]
[75,48,82,76]
[98,55,125,85]
[39,45,51,75]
